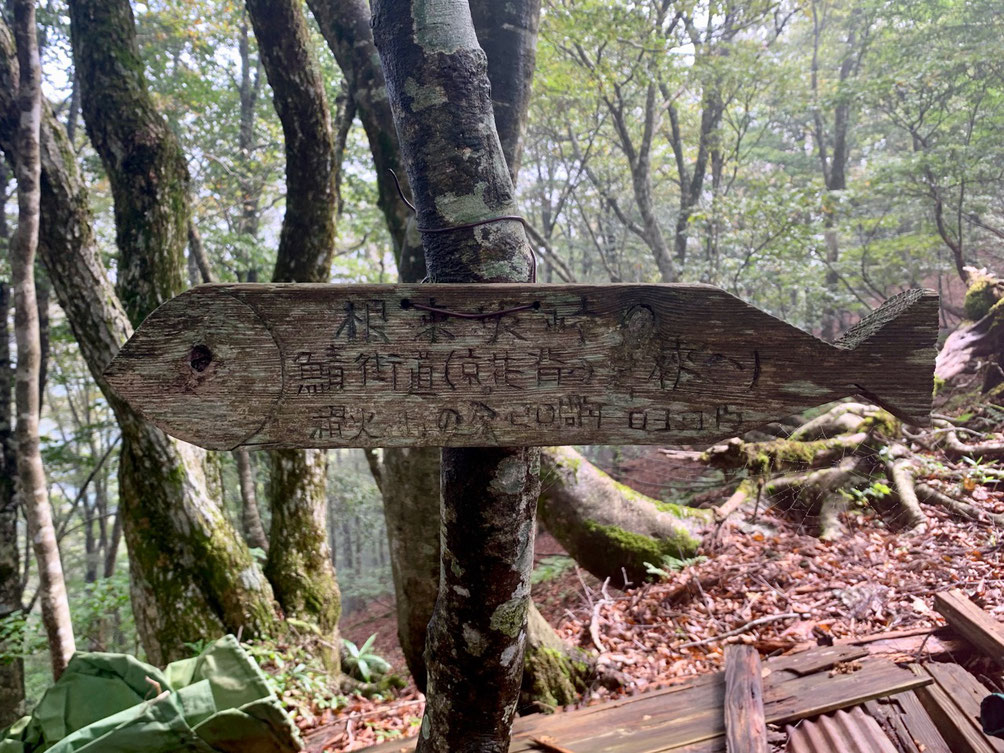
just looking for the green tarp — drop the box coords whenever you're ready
[0,635,302,753]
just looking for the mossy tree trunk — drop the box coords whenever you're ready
[0,16,277,665]
[245,0,342,668]
[373,2,539,749]
[540,447,712,585]
[67,0,188,326]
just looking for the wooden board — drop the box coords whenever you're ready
[723,645,767,753]
[865,692,953,753]
[912,663,1003,753]
[104,283,939,450]
[355,657,928,753]
[935,589,1004,666]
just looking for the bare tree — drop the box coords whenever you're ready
[10,0,75,679]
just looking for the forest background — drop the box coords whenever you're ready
[1,0,1003,731]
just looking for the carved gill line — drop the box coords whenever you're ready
[220,288,286,450]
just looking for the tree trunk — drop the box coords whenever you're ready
[305,0,426,282]
[0,18,278,665]
[264,450,340,667]
[468,0,541,181]
[10,0,76,679]
[67,0,188,326]
[367,446,440,688]
[350,0,577,708]
[245,0,342,665]
[373,3,540,749]
[0,278,25,724]
[539,447,712,585]
[236,449,269,552]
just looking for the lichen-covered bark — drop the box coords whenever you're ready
[304,0,426,282]
[245,0,343,658]
[265,450,341,670]
[540,447,711,584]
[67,0,189,325]
[0,19,278,665]
[373,3,539,748]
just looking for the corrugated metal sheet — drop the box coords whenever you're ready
[785,706,899,753]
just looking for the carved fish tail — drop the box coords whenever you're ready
[834,289,940,426]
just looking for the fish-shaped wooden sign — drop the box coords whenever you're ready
[103,284,939,450]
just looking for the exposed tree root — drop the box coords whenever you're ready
[700,401,1002,540]
[933,418,1004,460]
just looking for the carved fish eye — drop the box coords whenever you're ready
[189,344,213,373]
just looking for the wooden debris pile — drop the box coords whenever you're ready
[349,588,1004,753]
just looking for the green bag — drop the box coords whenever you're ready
[0,635,302,753]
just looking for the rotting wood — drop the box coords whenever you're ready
[865,692,953,753]
[723,645,767,753]
[935,589,1004,666]
[764,645,869,677]
[356,655,928,753]
[103,284,939,450]
[925,662,1004,752]
[911,663,1002,753]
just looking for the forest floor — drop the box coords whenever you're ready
[302,442,1004,752]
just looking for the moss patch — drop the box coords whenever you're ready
[964,276,1002,320]
[522,646,590,711]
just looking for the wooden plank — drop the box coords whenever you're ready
[935,589,1004,666]
[926,662,1004,752]
[519,659,926,753]
[724,645,767,753]
[911,664,1002,753]
[764,645,869,677]
[761,660,929,727]
[357,659,928,753]
[104,284,939,450]
[865,692,953,753]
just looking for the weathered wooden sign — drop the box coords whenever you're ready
[102,284,939,450]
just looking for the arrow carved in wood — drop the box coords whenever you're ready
[102,284,939,450]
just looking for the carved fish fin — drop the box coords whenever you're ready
[834,289,941,426]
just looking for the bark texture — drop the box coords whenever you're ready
[245,0,342,662]
[0,17,278,665]
[366,446,440,688]
[236,449,269,552]
[468,0,541,181]
[10,0,76,679]
[540,447,712,584]
[264,449,339,668]
[305,0,426,282]
[67,0,189,325]
[373,2,538,748]
[0,280,24,722]
[246,0,338,283]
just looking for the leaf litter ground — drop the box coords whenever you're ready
[301,461,1004,751]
